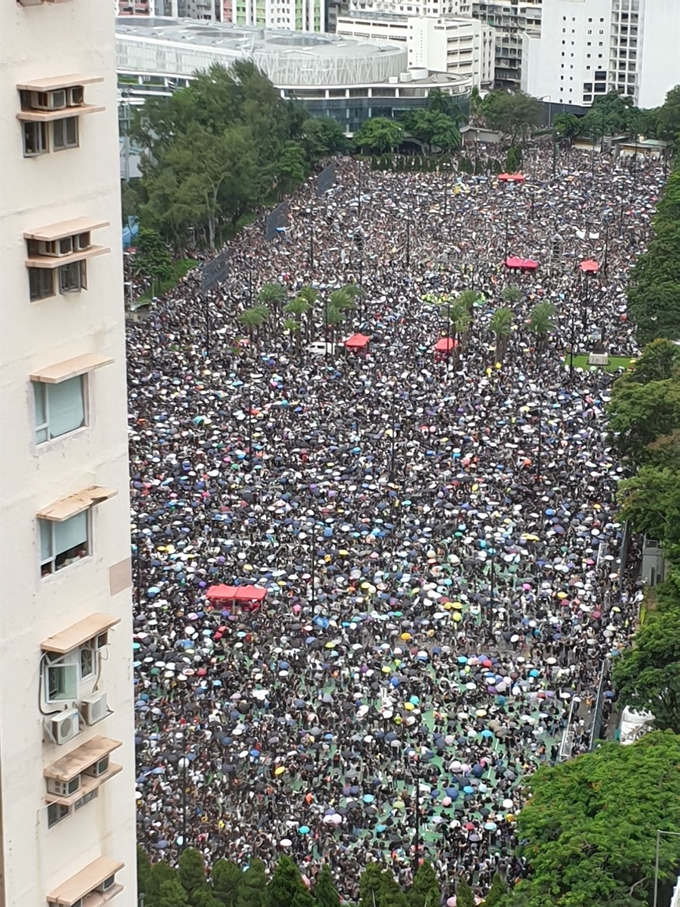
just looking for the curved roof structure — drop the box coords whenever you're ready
[116,17,408,86]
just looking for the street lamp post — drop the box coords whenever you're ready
[569,307,576,383]
[406,219,411,268]
[504,209,510,260]
[179,756,189,851]
[653,829,680,907]
[308,205,314,269]
[205,296,211,355]
[309,510,316,608]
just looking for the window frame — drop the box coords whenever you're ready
[39,510,90,577]
[23,121,48,157]
[58,259,87,294]
[29,267,55,302]
[47,802,71,829]
[80,645,96,681]
[52,116,79,151]
[33,374,87,445]
[46,656,79,703]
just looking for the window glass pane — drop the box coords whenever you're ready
[48,377,84,438]
[54,512,87,555]
[80,647,95,678]
[34,382,46,427]
[40,519,53,561]
[66,117,77,145]
[47,664,78,700]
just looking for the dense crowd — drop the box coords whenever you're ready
[130,143,661,901]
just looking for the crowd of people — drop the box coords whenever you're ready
[130,142,661,901]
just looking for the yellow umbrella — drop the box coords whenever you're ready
[325,641,337,649]
[339,549,349,556]
[400,632,412,641]
[274,766,286,776]
[453,612,462,622]
[476,708,487,717]
[381,666,391,674]
[557,592,568,599]
[404,702,415,711]
[443,602,454,610]
[451,602,463,610]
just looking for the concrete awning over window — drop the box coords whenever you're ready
[46,855,124,906]
[24,216,108,243]
[41,613,121,654]
[37,485,117,522]
[30,353,113,384]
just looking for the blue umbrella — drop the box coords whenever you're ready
[363,794,375,803]
[299,826,310,835]
[480,729,494,738]
[463,786,474,795]
[156,840,169,849]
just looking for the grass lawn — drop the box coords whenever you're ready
[136,258,197,306]
[566,354,634,373]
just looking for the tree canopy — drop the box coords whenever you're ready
[353,118,404,155]
[502,733,680,907]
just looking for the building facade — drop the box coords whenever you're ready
[0,1,136,906]
[337,12,494,86]
[472,0,543,88]
[231,0,324,30]
[522,0,680,109]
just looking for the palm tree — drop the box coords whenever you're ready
[284,297,311,339]
[529,301,557,352]
[257,282,287,330]
[238,307,267,344]
[296,285,320,336]
[329,289,355,312]
[448,298,471,349]
[457,289,481,312]
[489,307,514,362]
[325,304,345,348]
[283,317,301,354]
[502,286,522,305]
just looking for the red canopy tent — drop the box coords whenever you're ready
[206,584,267,613]
[580,259,599,274]
[433,337,458,361]
[505,256,524,269]
[344,333,370,352]
[521,258,538,271]
[498,173,526,183]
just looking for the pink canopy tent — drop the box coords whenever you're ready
[498,173,526,183]
[206,584,267,613]
[521,259,539,271]
[580,259,599,274]
[433,337,458,361]
[344,333,370,352]
[505,256,523,269]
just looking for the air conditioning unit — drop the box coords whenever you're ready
[47,775,81,797]
[96,875,116,894]
[84,754,110,778]
[48,709,80,746]
[31,90,67,110]
[81,691,107,726]
[36,237,73,257]
[67,86,84,106]
[74,231,91,252]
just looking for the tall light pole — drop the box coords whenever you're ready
[654,829,680,907]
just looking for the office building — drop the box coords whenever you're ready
[472,0,543,88]
[0,0,137,905]
[337,11,495,86]
[231,0,325,30]
[522,0,680,110]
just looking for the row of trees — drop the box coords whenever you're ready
[627,151,680,343]
[553,86,680,147]
[137,849,506,907]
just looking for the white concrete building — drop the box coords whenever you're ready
[0,0,136,905]
[337,9,494,86]
[232,0,324,30]
[610,0,680,109]
[347,0,472,20]
[522,0,611,108]
[522,0,680,109]
[473,0,543,88]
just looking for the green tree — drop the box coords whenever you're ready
[656,84,680,146]
[236,860,268,907]
[457,289,481,311]
[328,289,355,312]
[447,298,471,349]
[504,733,680,907]
[292,887,316,907]
[617,466,680,563]
[278,141,308,197]
[528,301,557,351]
[146,861,178,905]
[553,113,582,143]
[580,91,634,137]
[428,87,465,121]
[489,307,514,362]
[607,372,680,465]
[505,145,522,173]
[138,846,153,897]
[402,110,461,153]
[268,855,307,907]
[408,861,440,907]
[258,281,288,329]
[628,338,680,385]
[484,873,507,907]
[158,879,191,907]
[132,228,174,296]
[301,117,349,159]
[313,865,340,907]
[212,860,244,907]
[359,863,386,907]
[178,848,207,901]
[481,92,543,143]
[454,878,475,907]
[502,286,522,304]
[238,306,270,342]
[379,871,409,907]
[353,118,404,155]
[194,892,226,907]
[325,304,346,345]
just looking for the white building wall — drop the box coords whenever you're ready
[522,0,612,107]
[636,0,680,109]
[0,2,136,906]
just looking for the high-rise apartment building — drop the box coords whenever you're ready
[522,0,680,109]
[472,0,543,88]
[0,0,136,905]
[231,0,324,29]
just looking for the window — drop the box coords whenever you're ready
[52,116,78,151]
[47,803,70,828]
[46,656,79,702]
[58,260,87,294]
[23,122,47,157]
[29,268,54,301]
[80,646,95,680]
[39,511,89,576]
[34,376,85,444]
